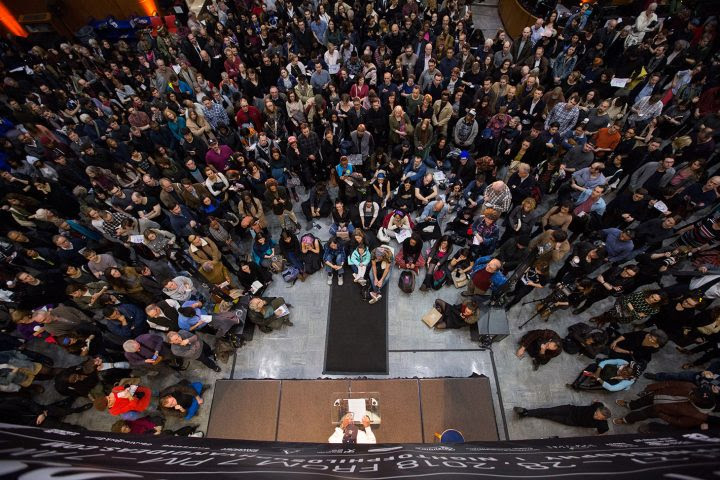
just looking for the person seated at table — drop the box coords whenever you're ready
[431,299,479,330]
[159,379,206,420]
[328,412,376,444]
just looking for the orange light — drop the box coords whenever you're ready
[138,0,158,16]
[0,1,28,37]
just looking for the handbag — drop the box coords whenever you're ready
[270,255,285,273]
[422,307,443,328]
[451,269,468,288]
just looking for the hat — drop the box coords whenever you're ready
[208,137,218,145]
[393,210,405,217]
[288,136,297,143]
[402,139,410,147]
[377,172,385,179]
[467,108,477,116]
[460,150,469,160]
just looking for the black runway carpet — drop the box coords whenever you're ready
[323,280,388,374]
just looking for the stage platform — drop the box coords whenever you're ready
[207,377,498,443]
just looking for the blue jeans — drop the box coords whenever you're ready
[653,371,698,382]
[369,267,390,293]
[325,264,344,276]
[286,251,304,272]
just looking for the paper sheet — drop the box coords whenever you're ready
[610,77,630,88]
[329,64,340,74]
[250,281,264,293]
[274,304,290,317]
[395,229,412,243]
[347,399,366,422]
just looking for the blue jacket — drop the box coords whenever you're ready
[469,255,508,292]
[574,188,606,216]
[601,228,634,263]
[403,162,427,183]
[106,303,148,339]
[598,358,635,391]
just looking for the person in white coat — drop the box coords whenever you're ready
[328,413,376,444]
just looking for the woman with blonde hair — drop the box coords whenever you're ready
[186,108,213,141]
[388,106,413,147]
[368,245,394,304]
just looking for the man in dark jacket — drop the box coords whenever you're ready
[514,402,611,434]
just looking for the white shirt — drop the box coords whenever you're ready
[690,275,720,299]
[328,426,376,444]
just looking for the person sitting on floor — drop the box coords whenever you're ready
[431,299,479,330]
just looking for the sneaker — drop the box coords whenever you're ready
[643,372,658,380]
[369,293,381,304]
[513,407,528,417]
[338,276,343,286]
[612,418,627,425]
[615,399,629,409]
[460,291,473,297]
[327,275,333,285]
[358,278,367,286]
[188,431,205,438]
[352,274,360,283]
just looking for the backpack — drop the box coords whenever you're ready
[431,268,448,290]
[398,270,415,293]
[562,336,581,355]
[281,265,300,283]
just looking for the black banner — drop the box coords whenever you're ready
[0,423,719,479]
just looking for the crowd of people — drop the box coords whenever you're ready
[0,0,720,438]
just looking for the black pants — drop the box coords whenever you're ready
[301,200,331,221]
[525,405,579,427]
[574,288,612,313]
[506,282,536,309]
[685,341,720,367]
[624,395,656,424]
[196,341,219,370]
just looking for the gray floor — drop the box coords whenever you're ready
[471,0,504,41]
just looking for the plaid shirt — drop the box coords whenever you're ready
[545,102,579,137]
[297,131,321,158]
[483,185,512,213]
[202,102,230,129]
[630,96,663,121]
[100,212,132,240]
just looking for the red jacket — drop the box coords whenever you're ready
[108,386,152,416]
[236,106,263,130]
